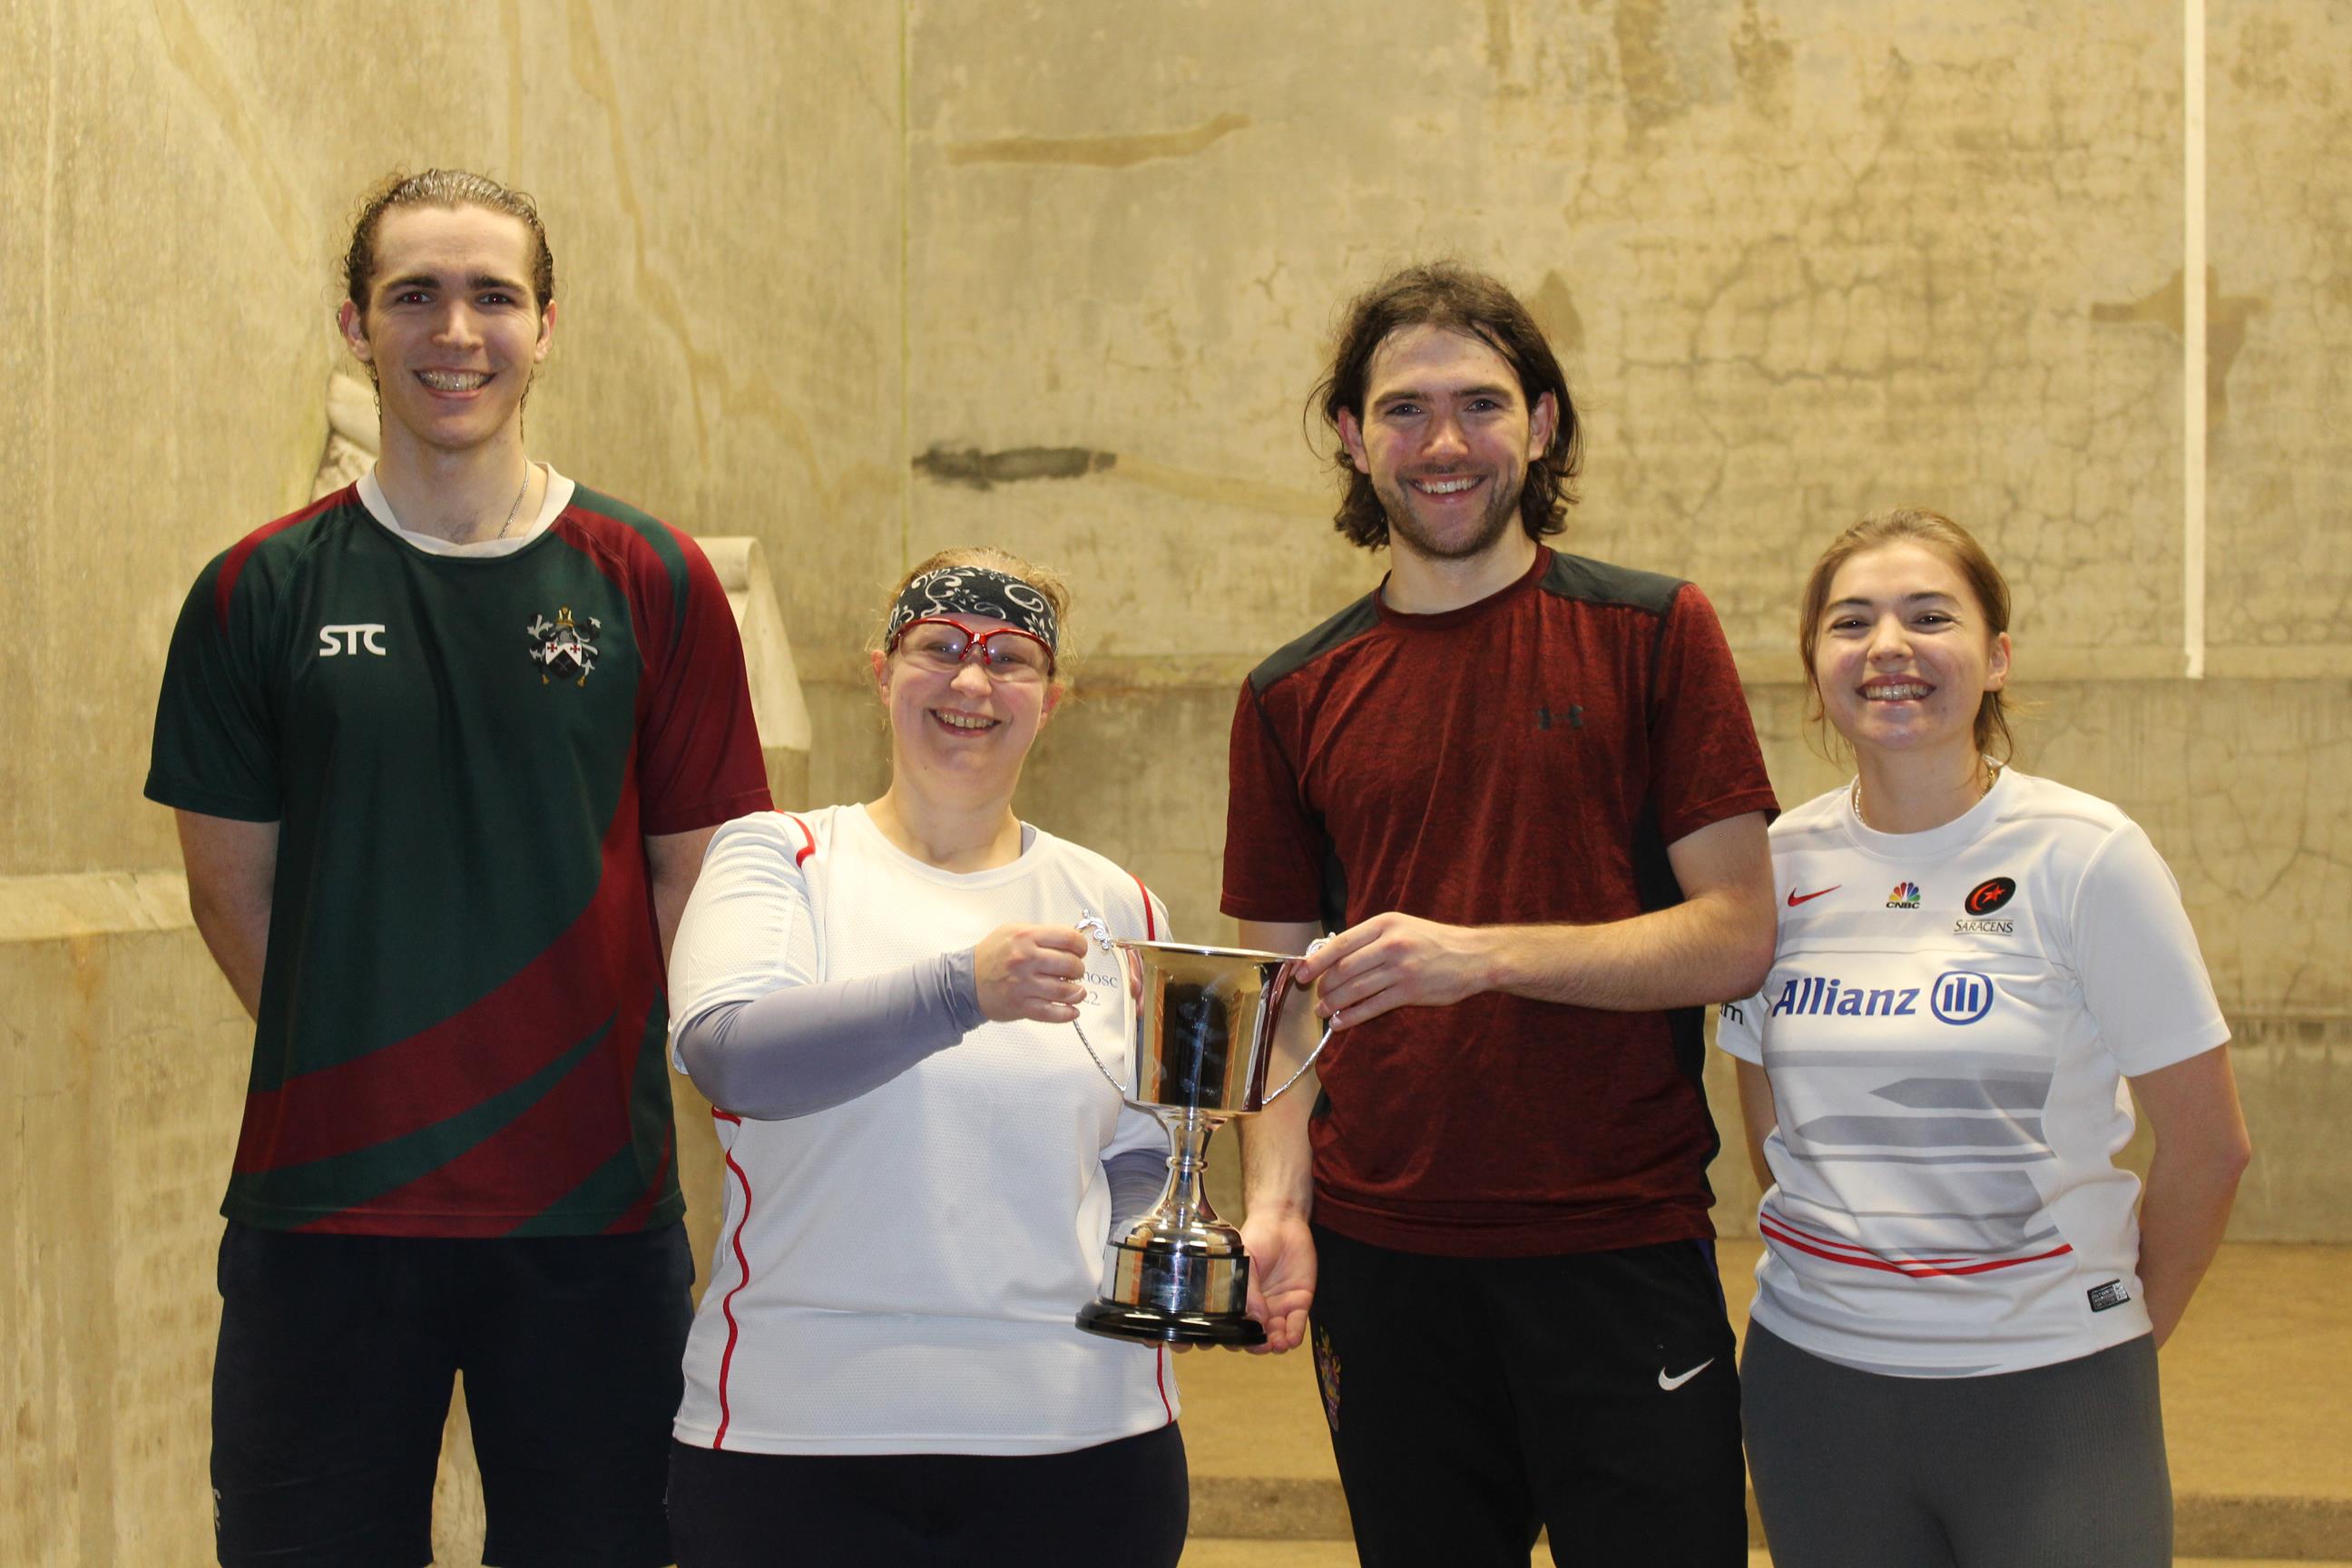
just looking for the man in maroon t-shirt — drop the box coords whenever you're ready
[1225,264,1778,1567]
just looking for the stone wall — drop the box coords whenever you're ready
[4,2,2345,1563]
[867,0,2350,1242]
[1,2,898,1563]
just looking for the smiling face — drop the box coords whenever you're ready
[1336,325,1558,565]
[1811,541,2012,766]
[872,612,1062,793]
[337,203,554,459]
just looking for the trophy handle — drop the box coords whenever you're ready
[1070,909,1134,1100]
[1261,1018,1334,1105]
[1261,939,1335,1106]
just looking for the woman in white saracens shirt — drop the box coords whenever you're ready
[1719,509,2252,1568]
[661,548,1185,1568]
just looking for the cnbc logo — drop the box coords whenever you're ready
[1886,880,1921,909]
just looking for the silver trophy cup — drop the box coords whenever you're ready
[1072,915,1331,1346]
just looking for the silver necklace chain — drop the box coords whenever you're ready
[488,464,532,542]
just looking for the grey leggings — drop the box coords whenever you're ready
[1741,1321,2171,1568]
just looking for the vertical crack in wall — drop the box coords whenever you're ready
[501,0,525,169]
[899,0,913,573]
[149,0,307,265]
[560,0,844,517]
[2185,0,2207,678]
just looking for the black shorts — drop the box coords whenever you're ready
[666,1423,1188,1568]
[210,1220,693,1568]
[1308,1224,1748,1568]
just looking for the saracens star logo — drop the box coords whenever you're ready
[1965,877,2018,916]
[526,606,601,686]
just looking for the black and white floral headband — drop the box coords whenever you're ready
[885,566,1060,652]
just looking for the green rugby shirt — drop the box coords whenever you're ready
[148,480,772,1236]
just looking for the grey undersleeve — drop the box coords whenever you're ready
[678,951,1169,1240]
[673,948,989,1120]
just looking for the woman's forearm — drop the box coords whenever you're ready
[2130,1046,2252,1348]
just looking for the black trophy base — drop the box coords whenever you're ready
[1076,1298,1268,1348]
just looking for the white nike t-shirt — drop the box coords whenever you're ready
[1717,769,2229,1377]
[665,806,1178,1454]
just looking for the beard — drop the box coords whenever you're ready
[1376,463,1529,562]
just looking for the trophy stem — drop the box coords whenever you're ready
[1158,1108,1226,1231]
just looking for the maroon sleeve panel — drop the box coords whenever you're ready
[632,525,775,837]
[1220,680,1327,925]
[1648,582,1779,845]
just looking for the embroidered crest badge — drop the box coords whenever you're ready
[526,606,601,686]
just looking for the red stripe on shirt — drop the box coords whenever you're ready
[603,1122,678,1234]
[710,1107,753,1451]
[1765,1213,1975,1267]
[1759,1216,2073,1278]
[784,813,816,867]
[213,490,347,630]
[237,777,653,1172]
[1155,1344,1173,1423]
[1132,875,1157,938]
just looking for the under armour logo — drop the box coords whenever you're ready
[1538,703,1583,730]
[318,623,388,656]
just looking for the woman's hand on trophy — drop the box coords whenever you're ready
[1296,911,1494,1028]
[973,924,1091,1024]
[1239,1208,1318,1355]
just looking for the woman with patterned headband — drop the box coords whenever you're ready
[1718,508,2251,1568]
[660,547,1187,1566]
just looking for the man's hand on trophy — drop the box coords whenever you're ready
[1294,911,1493,1028]
[974,924,1090,1024]
[1239,1209,1318,1355]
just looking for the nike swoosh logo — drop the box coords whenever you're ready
[1658,1358,1716,1391]
[1786,887,1839,906]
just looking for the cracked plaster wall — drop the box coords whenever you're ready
[1,0,902,882]
[5,0,2349,1561]
[868,0,2349,1251]
[3,1,898,1563]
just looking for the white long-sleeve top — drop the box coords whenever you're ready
[665,805,1177,1454]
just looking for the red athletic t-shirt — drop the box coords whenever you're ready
[1222,547,1778,1257]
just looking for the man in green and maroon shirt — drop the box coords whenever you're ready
[147,170,770,1568]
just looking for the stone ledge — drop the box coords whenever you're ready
[1189,1478,2352,1558]
[0,871,191,943]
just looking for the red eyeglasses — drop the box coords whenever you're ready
[889,617,1057,681]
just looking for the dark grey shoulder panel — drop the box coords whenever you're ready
[1246,592,1384,693]
[1540,552,1687,617]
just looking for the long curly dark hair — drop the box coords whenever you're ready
[1310,262,1582,550]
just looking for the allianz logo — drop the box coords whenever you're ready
[1767,971,1996,1025]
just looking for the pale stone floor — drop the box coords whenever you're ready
[1172,1240,2352,1563]
[418,1242,2346,1567]
[1179,1548,2338,1568]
